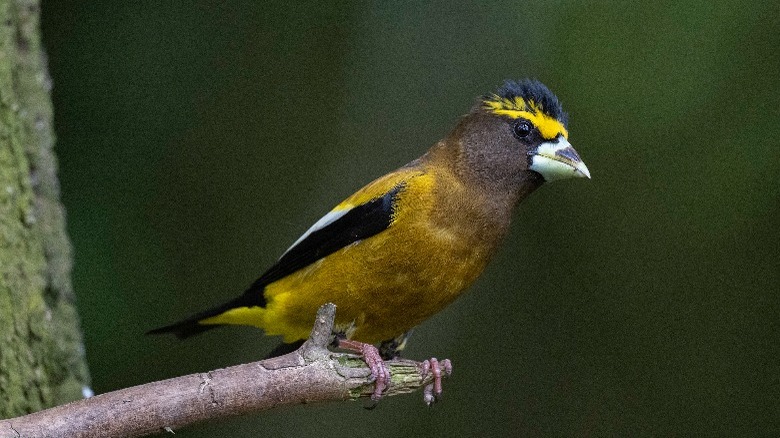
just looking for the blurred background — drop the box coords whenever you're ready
[40,1,778,436]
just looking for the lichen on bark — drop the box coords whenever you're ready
[0,0,89,418]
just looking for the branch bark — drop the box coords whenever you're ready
[0,304,448,438]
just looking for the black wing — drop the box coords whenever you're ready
[245,183,405,300]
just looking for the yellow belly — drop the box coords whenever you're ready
[263,221,492,342]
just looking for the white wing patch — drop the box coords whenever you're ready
[282,206,353,257]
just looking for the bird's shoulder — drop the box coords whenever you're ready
[334,164,431,213]
[248,165,432,290]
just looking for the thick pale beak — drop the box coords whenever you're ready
[529,136,591,181]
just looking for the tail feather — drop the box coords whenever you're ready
[145,318,221,339]
[146,289,265,339]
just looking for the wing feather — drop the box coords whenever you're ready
[245,183,404,294]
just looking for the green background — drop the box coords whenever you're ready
[41,1,779,436]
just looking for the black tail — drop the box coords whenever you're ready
[146,290,265,339]
[145,316,221,339]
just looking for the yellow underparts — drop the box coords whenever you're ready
[200,166,498,344]
[483,96,568,140]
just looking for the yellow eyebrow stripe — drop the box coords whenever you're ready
[484,97,569,140]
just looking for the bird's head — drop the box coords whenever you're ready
[443,79,590,203]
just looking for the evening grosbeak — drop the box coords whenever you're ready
[149,79,590,401]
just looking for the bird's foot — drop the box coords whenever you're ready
[336,339,390,401]
[421,357,453,406]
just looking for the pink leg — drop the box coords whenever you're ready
[421,358,453,406]
[337,339,390,401]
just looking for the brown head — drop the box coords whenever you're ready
[433,79,590,207]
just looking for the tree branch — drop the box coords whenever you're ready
[0,304,445,438]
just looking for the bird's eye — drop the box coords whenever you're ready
[513,120,533,139]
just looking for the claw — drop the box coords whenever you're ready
[337,339,390,401]
[420,357,452,406]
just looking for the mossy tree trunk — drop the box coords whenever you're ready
[0,0,89,418]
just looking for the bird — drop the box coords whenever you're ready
[148,79,590,401]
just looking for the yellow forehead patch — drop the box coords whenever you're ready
[483,95,569,140]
